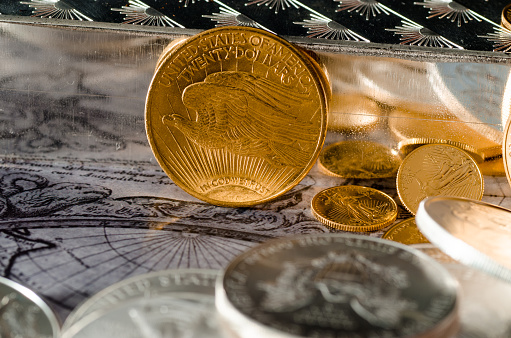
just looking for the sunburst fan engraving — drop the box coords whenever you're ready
[294,14,369,41]
[245,0,299,14]
[203,7,261,28]
[112,0,183,27]
[20,0,93,21]
[334,0,390,20]
[414,0,481,27]
[480,27,511,53]
[179,0,207,7]
[387,21,463,48]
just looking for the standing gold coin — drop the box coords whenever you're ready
[146,27,328,207]
[382,218,430,245]
[502,4,511,30]
[319,140,401,179]
[396,144,483,215]
[311,185,397,232]
[503,117,511,185]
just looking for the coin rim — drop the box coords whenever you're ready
[145,26,328,207]
[396,143,484,215]
[311,185,398,231]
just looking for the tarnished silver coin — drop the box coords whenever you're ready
[62,269,224,337]
[217,234,459,338]
[416,196,511,283]
[0,276,60,338]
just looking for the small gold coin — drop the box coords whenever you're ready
[382,218,430,245]
[398,138,484,163]
[328,94,382,133]
[311,185,398,232]
[319,140,401,179]
[502,4,511,30]
[146,27,328,207]
[396,144,484,215]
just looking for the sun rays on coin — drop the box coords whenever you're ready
[112,0,183,27]
[481,27,511,53]
[334,0,390,20]
[295,14,369,41]
[245,0,300,14]
[414,0,481,27]
[203,7,261,28]
[20,0,92,20]
[387,21,462,48]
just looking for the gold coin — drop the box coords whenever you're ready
[389,107,502,161]
[318,140,401,179]
[503,116,511,184]
[328,94,383,133]
[155,36,188,71]
[146,27,328,207]
[382,218,430,245]
[311,185,398,232]
[396,144,484,215]
[398,138,484,163]
[502,4,511,30]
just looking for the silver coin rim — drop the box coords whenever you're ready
[0,275,60,338]
[417,196,511,283]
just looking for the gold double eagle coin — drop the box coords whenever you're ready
[311,185,397,232]
[396,144,483,215]
[146,27,328,207]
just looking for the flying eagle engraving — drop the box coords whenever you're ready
[162,71,319,168]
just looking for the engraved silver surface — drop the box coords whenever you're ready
[63,269,223,337]
[0,276,60,338]
[217,234,458,337]
[416,196,511,283]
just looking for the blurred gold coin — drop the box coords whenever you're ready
[319,140,401,179]
[328,94,382,133]
[390,107,501,161]
[503,117,511,184]
[382,218,429,245]
[396,144,483,215]
[311,185,397,232]
[146,27,328,207]
[502,4,511,30]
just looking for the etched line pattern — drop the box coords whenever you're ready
[414,0,481,27]
[295,13,370,41]
[334,0,390,20]
[111,0,184,27]
[480,27,511,53]
[20,0,93,21]
[387,21,463,48]
[204,1,272,33]
[245,0,300,14]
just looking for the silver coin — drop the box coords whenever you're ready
[416,196,511,283]
[217,234,459,338]
[0,276,60,338]
[63,269,221,334]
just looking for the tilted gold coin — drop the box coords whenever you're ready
[328,93,383,133]
[146,27,328,207]
[311,185,397,232]
[503,116,511,185]
[389,107,502,161]
[502,4,511,31]
[319,140,401,179]
[382,218,430,245]
[396,144,483,215]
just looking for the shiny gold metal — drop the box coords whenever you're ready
[311,185,398,232]
[503,117,511,185]
[390,107,502,161]
[502,4,511,30]
[146,27,328,207]
[319,140,401,179]
[155,36,188,71]
[479,156,506,177]
[328,93,383,133]
[396,144,484,215]
[382,218,429,245]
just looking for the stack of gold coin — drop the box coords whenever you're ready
[502,4,511,31]
[311,185,397,232]
[318,140,401,179]
[146,27,329,207]
[396,144,484,215]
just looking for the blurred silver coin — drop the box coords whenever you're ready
[428,63,507,144]
[217,234,459,338]
[0,276,60,338]
[63,269,221,335]
[416,197,511,283]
